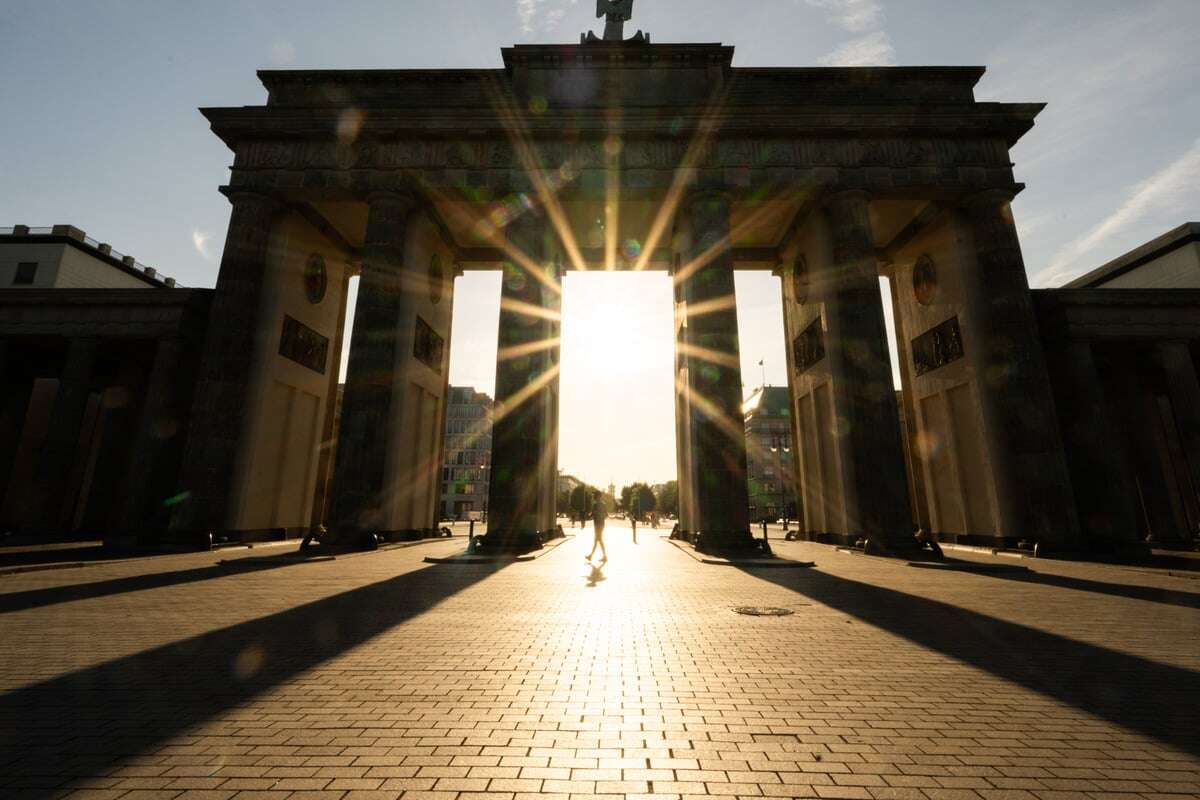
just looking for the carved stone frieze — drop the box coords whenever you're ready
[234,135,1012,175]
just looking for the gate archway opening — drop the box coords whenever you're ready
[557,270,676,510]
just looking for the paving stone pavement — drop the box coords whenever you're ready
[0,527,1197,800]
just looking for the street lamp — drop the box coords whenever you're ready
[768,435,791,530]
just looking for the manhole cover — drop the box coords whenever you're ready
[733,606,794,616]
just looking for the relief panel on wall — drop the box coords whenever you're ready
[413,316,445,374]
[912,315,964,377]
[279,315,330,375]
[793,317,826,374]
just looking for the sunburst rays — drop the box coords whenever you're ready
[414,67,803,535]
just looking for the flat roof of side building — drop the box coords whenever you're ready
[1063,222,1200,288]
[1,224,179,288]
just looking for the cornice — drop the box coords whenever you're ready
[201,105,1040,150]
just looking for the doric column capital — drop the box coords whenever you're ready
[960,187,1019,212]
[221,189,283,215]
[1153,339,1197,366]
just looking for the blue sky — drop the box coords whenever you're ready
[2,1,1198,488]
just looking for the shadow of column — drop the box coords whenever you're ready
[737,564,1200,759]
[0,560,504,795]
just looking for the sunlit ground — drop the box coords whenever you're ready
[2,523,1198,792]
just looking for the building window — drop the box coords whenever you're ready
[14,262,37,285]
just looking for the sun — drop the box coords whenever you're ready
[557,271,677,488]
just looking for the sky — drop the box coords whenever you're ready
[2,1,1198,489]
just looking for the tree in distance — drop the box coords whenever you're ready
[621,482,657,518]
[569,485,591,518]
[657,480,678,517]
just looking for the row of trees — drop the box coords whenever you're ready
[556,480,680,518]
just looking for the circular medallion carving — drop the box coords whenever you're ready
[429,253,445,305]
[913,254,938,306]
[792,254,810,305]
[303,253,328,304]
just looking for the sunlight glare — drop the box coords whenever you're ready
[558,272,677,490]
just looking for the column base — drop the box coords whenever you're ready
[694,528,769,557]
[476,528,555,555]
[787,529,926,559]
[102,527,294,552]
[316,526,455,551]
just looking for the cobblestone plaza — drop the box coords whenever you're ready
[0,531,1196,799]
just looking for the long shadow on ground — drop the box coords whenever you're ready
[0,543,124,570]
[741,563,1200,759]
[909,560,1200,610]
[0,558,307,615]
[0,560,502,796]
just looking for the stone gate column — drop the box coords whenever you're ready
[172,191,280,532]
[483,215,561,552]
[0,338,23,514]
[822,191,914,551]
[1054,341,1142,548]
[672,258,697,538]
[1109,355,1183,544]
[960,190,1080,548]
[673,190,754,553]
[30,337,98,529]
[120,337,184,530]
[327,192,417,543]
[1155,341,1200,518]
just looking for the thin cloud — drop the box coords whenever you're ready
[805,0,884,33]
[191,228,213,261]
[819,31,896,66]
[517,0,577,35]
[980,4,1194,172]
[1040,137,1200,285]
[270,41,296,66]
[804,0,896,66]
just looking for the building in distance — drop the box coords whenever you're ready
[1,224,178,289]
[742,385,799,523]
[0,224,201,538]
[440,386,493,520]
[1064,222,1200,289]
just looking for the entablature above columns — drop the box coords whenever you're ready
[204,107,1041,150]
[225,134,1016,174]
[1033,289,1200,342]
[217,173,1024,273]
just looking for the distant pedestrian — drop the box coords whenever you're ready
[587,496,608,563]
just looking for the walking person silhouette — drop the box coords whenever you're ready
[586,494,608,563]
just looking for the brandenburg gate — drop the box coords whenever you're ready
[170,9,1081,555]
